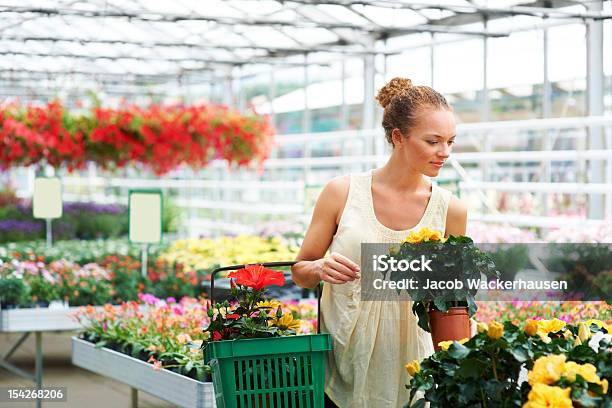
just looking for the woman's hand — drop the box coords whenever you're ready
[315,252,361,284]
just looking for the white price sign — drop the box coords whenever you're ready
[33,177,62,219]
[128,190,162,244]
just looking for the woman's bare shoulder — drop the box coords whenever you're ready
[317,175,350,223]
[325,175,350,196]
[445,193,468,236]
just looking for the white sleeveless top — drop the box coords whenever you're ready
[321,170,452,408]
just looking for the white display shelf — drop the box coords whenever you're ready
[71,337,215,408]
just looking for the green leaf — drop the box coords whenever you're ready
[457,382,478,404]
[448,342,470,359]
[572,389,600,408]
[467,297,478,317]
[185,361,194,373]
[433,298,449,312]
[455,358,484,379]
[412,302,431,332]
[440,361,458,376]
[509,347,529,363]
[94,341,107,349]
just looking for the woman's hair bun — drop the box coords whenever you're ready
[375,77,413,109]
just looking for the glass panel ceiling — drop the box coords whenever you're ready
[0,0,598,99]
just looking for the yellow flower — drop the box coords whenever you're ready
[438,338,469,351]
[528,355,567,385]
[563,362,600,384]
[584,319,610,334]
[562,330,573,340]
[574,337,582,346]
[539,334,552,344]
[423,228,443,242]
[405,360,420,376]
[538,318,566,335]
[525,319,539,337]
[270,313,301,331]
[477,322,489,334]
[488,321,504,340]
[578,322,591,342]
[402,231,423,244]
[256,300,281,310]
[402,227,445,244]
[420,227,444,242]
[522,383,572,408]
[601,379,608,394]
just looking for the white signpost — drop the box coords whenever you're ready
[32,177,62,248]
[128,189,163,277]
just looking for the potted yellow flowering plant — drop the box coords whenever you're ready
[405,318,610,407]
[394,227,499,349]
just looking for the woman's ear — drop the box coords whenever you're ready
[391,128,405,148]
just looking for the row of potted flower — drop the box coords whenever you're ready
[0,235,298,271]
[405,318,610,407]
[0,238,169,265]
[0,256,198,307]
[0,235,300,308]
[0,101,275,174]
[72,291,318,382]
[475,301,612,326]
[158,235,299,274]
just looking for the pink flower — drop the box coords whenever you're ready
[138,293,160,305]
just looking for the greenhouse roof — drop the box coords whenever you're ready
[0,0,607,100]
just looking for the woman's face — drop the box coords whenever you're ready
[392,108,456,177]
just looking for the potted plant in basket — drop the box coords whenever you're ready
[392,228,499,349]
[203,263,331,408]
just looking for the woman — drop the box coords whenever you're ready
[291,77,468,407]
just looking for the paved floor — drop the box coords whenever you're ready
[0,332,174,408]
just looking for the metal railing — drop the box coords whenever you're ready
[9,115,612,236]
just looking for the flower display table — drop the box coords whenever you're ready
[0,305,81,332]
[71,337,215,408]
[0,305,85,408]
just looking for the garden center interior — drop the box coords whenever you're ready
[0,0,611,407]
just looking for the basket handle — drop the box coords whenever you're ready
[209,261,322,335]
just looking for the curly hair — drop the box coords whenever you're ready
[376,77,450,145]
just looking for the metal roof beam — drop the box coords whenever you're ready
[0,75,167,87]
[0,35,385,56]
[278,0,611,20]
[0,50,328,67]
[0,5,508,37]
[0,67,198,79]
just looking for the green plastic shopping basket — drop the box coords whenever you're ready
[206,261,332,408]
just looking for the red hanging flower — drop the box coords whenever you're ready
[227,265,285,290]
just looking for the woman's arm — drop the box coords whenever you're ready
[291,176,360,289]
[445,195,468,237]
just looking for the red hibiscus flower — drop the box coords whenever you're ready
[226,314,240,320]
[227,265,285,290]
[213,331,223,341]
